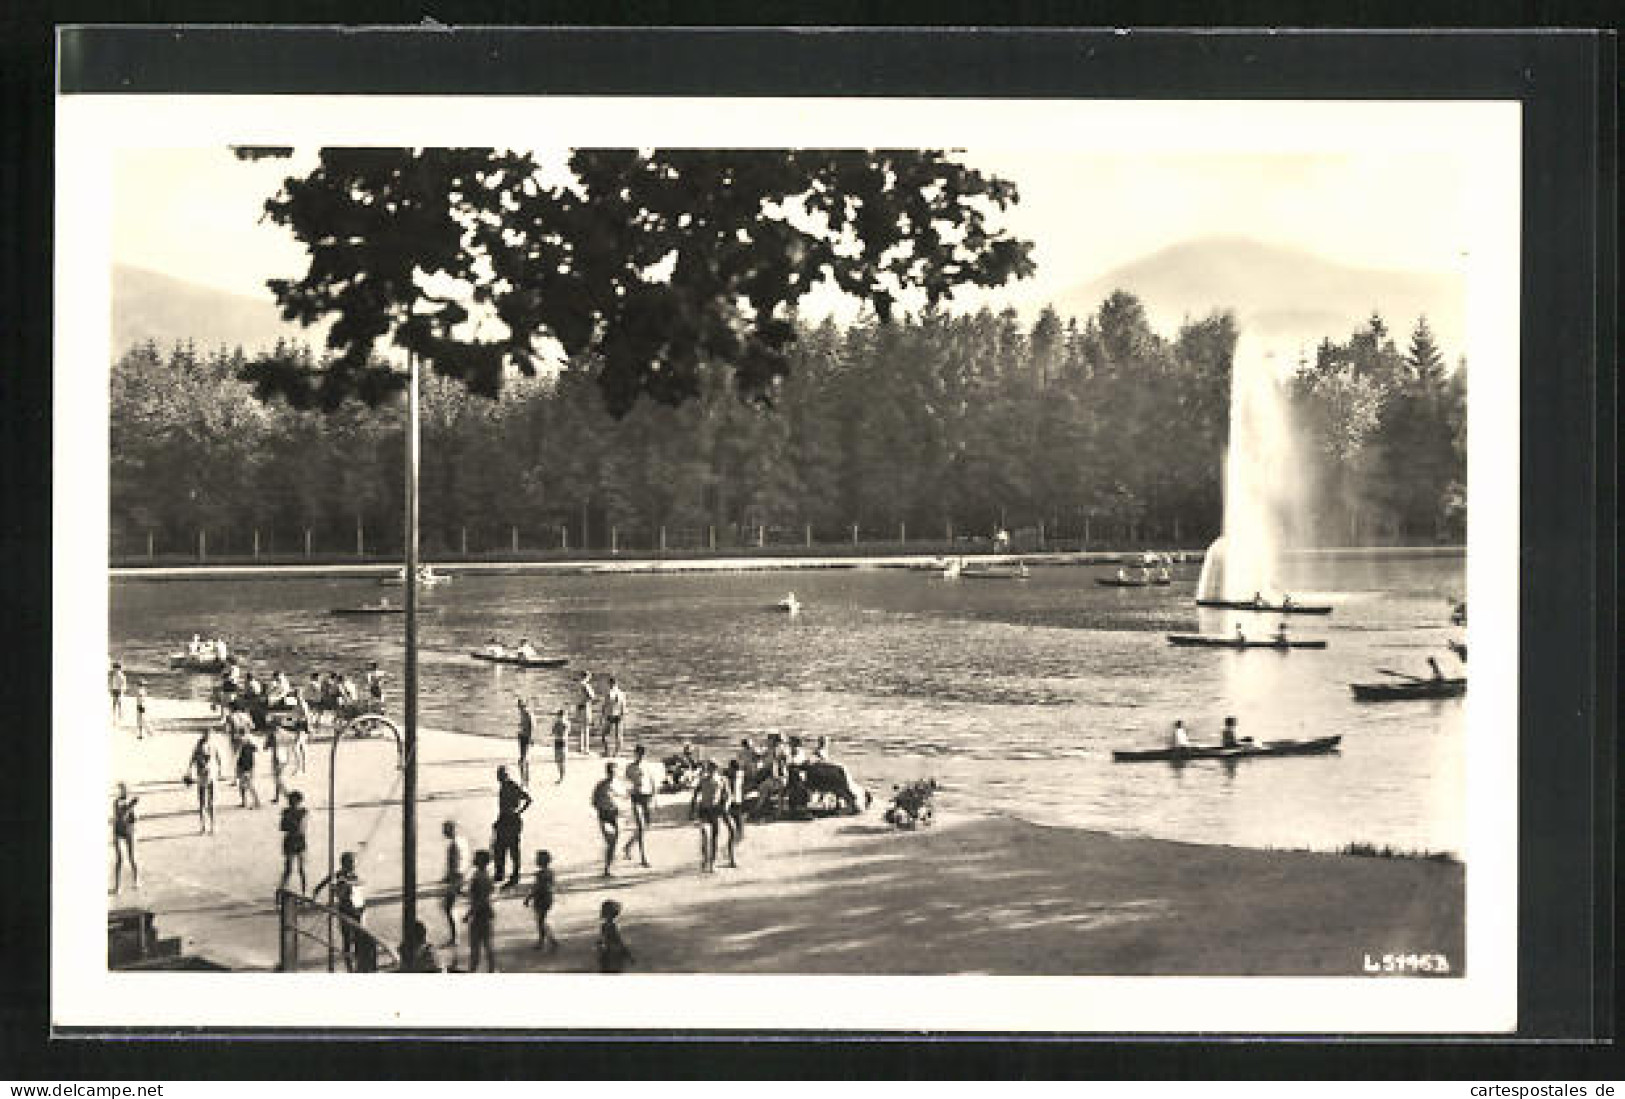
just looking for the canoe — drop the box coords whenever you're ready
[469,651,569,669]
[168,653,230,673]
[962,564,1029,580]
[1350,678,1465,701]
[1167,633,1328,650]
[1098,576,1172,588]
[1113,735,1342,762]
[1195,598,1333,615]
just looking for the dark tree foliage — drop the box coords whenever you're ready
[251,147,1034,416]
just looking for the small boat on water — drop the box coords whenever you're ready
[1097,577,1150,587]
[1167,633,1328,650]
[381,565,452,587]
[1195,598,1332,615]
[939,558,963,579]
[1351,677,1466,701]
[1112,734,1342,763]
[961,561,1029,580]
[469,650,569,669]
[776,594,802,613]
[168,653,231,673]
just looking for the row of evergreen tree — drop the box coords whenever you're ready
[109,292,1464,559]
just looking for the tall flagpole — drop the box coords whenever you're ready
[402,349,420,951]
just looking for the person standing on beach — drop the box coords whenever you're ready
[266,724,290,804]
[575,670,597,755]
[551,708,570,784]
[290,688,311,774]
[492,767,532,888]
[689,760,733,873]
[522,850,559,953]
[515,697,534,788]
[186,732,222,835]
[465,849,498,972]
[603,676,627,757]
[315,851,367,972]
[441,820,469,947]
[235,730,262,809]
[111,783,139,893]
[621,745,654,868]
[279,791,309,895]
[596,900,633,973]
[590,762,622,878]
[724,757,747,849]
[133,682,149,739]
[109,662,127,722]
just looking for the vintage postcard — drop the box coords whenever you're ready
[54,92,1520,1032]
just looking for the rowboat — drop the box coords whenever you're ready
[1195,598,1332,615]
[469,650,569,669]
[1112,735,1342,762]
[381,566,452,587]
[1350,678,1465,701]
[961,562,1029,580]
[1097,575,1172,588]
[1167,633,1328,650]
[168,653,230,673]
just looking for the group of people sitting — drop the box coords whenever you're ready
[663,733,868,819]
[212,659,387,732]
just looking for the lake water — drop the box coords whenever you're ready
[110,552,1466,855]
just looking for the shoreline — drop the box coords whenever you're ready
[105,696,1465,976]
[109,544,1463,581]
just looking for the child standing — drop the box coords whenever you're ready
[466,849,497,973]
[522,849,559,953]
[134,682,149,739]
[596,899,633,974]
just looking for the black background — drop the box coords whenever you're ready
[2,13,1616,1080]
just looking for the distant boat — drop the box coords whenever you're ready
[939,558,963,579]
[1112,735,1342,763]
[1167,633,1327,650]
[1351,678,1466,702]
[381,565,451,587]
[776,594,802,613]
[1097,577,1150,588]
[961,561,1029,580]
[168,652,231,673]
[1196,598,1332,615]
[469,650,569,669]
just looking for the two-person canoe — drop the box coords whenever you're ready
[1167,633,1328,650]
[1097,576,1171,587]
[330,605,440,616]
[469,651,569,669]
[1350,678,1465,701]
[1112,735,1342,762]
[1195,598,1333,615]
[962,563,1029,580]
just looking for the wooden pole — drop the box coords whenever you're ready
[851,523,859,546]
[805,524,811,549]
[253,529,260,559]
[758,525,765,549]
[356,515,364,557]
[708,526,716,551]
[659,526,666,553]
[511,525,518,554]
[147,530,154,559]
[198,529,206,561]
[611,526,618,555]
[561,525,568,552]
[401,349,421,950]
[461,526,468,556]
[899,521,906,545]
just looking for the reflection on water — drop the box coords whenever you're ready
[110,553,1466,854]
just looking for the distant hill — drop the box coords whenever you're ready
[1046,237,1466,359]
[112,264,327,356]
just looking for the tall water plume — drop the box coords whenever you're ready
[1197,340,1305,601]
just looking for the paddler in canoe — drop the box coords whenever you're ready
[1274,620,1290,645]
[515,638,540,662]
[481,637,508,659]
[1219,716,1255,749]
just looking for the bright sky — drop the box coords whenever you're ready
[112,145,1470,310]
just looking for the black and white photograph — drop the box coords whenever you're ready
[53,91,1522,1032]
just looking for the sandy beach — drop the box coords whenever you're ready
[106,693,1464,976]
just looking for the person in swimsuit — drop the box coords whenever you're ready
[109,662,127,721]
[596,899,633,974]
[575,670,597,755]
[289,688,311,774]
[266,724,290,804]
[724,757,747,850]
[111,783,139,893]
[279,790,308,895]
[515,697,534,788]
[492,766,532,888]
[590,762,622,878]
[521,849,559,953]
[400,919,442,973]
[621,745,655,868]
[187,732,222,834]
[465,849,497,972]
[441,819,469,947]
[603,676,627,758]
[315,851,367,972]
[235,730,261,809]
[551,708,570,784]
[133,681,149,739]
[689,760,734,872]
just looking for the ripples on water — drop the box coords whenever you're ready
[111,554,1466,855]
